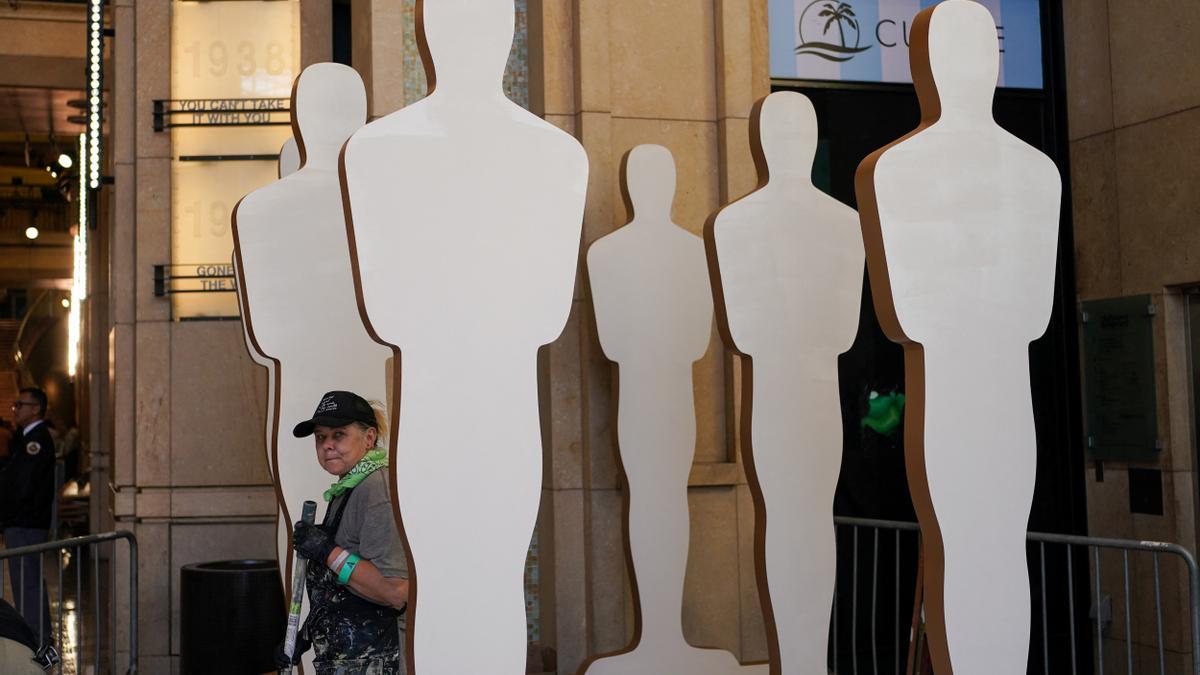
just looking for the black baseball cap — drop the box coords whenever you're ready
[293,390,379,438]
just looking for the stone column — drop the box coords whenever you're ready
[106,4,133,671]
[106,2,283,671]
[351,0,408,119]
[127,0,173,670]
[300,0,333,67]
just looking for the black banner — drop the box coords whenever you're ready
[153,98,291,131]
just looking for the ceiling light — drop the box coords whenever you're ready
[58,154,74,169]
[25,227,39,240]
[61,298,71,309]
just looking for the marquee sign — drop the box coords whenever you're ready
[769,0,1044,88]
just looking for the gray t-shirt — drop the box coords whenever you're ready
[326,469,408,580]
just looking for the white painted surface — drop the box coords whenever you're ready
[235,137,301,594]
[584,145,766,675]
[233,250,286,578]
[709,91,863,674]
[340,2,588,672]
[279,137,301,180]
[233,64,391,675]
[857,2,1061,672]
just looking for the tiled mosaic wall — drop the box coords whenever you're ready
[401,0,530,109]
[525,530,541,643]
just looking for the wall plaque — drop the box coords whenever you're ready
[1081,295,1159,461]
[170,0,300,319]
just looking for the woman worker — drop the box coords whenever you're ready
[282,390,408,674]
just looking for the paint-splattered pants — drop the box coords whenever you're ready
[314,652,404,675]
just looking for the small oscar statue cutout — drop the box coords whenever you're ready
[584,144,768,675]
[707,91,864,674]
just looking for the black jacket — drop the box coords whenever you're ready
[0,422,55,530]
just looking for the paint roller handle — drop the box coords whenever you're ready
[299,500,318,527]
[280,500,319,674]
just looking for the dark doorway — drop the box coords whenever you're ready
[787,81,1086,531]
[332,0,352,67]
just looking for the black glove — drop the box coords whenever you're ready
[292,521,336,564]
[275,633,312,670]
[275,640,291,670]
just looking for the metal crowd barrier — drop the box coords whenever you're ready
[3,522,1195,675]
[830,516,1200,675]
[0,531,138,674]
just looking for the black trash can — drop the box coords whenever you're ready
[181,560,285,675]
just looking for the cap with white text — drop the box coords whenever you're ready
[292,390,378,438]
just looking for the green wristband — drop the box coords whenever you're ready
[337,554,361,585]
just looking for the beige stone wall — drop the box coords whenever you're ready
[1064,1,1200,669]
[102,1,331,670]
[526,0,772,670]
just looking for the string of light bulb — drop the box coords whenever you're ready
[69,132,89,379]
[87,0,103,191]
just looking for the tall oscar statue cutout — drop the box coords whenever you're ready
[233,65,392,675]
[339,1,588,672]
[855,2,1061,672]
[707,91,864,675]
[583,145,767,675]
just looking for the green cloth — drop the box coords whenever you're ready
[324,449,389,502]
[861,391,906,436]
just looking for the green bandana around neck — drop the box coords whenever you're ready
[324,448,389,502]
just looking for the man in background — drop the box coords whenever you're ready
[0,388,56,644]
[0,418,13,466]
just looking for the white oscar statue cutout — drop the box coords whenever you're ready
[583,145,767,675]
[234,135,303,584]
[339,1,588,672]
[707,91,864,674]
[279,136,301,179]
[855,2,1061,672]
[233,64,391,675]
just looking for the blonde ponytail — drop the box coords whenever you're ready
[368,400,390,449]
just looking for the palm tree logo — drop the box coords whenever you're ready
[795,0,872,62]
[820,2,858,49]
